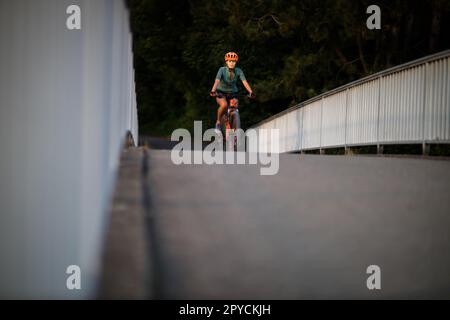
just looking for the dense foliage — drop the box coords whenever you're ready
[127,0,450,136]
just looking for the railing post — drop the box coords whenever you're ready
[344,88,349,155]
[422,62,429,156]
[300,106,304,153]
[320,96,324,151]
[376,76,382,155]
[377,145,384,155]
[422,142,430,155]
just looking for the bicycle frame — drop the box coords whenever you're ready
[216,94,240,151]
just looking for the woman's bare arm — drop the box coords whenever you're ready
[211,79,220,92]
[242,80,253,94]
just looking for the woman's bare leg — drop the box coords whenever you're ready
[216,97,227,124]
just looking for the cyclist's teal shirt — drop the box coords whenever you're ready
[215,67,246,93]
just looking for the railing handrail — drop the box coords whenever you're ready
[251,49,450,128]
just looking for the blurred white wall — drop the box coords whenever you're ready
[0,0,138,298]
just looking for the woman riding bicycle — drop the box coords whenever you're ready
[210,52,255,131]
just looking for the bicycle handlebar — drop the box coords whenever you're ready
[209,92,256,99]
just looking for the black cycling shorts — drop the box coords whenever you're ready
[216,90,239,100]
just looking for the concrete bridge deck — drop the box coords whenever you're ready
[100,143,450,299]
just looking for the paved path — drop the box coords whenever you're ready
[145,149,450,299]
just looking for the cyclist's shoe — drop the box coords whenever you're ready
[215,122,222,134]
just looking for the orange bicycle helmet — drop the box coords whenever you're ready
[225,52,239,62]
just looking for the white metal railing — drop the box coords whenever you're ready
[252,50,450,153]
[0,0,137,298]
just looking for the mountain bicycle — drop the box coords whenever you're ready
[210,91,255,151]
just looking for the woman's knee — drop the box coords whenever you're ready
[217,99,227,109]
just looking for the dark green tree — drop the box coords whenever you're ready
[128,0,450,136]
